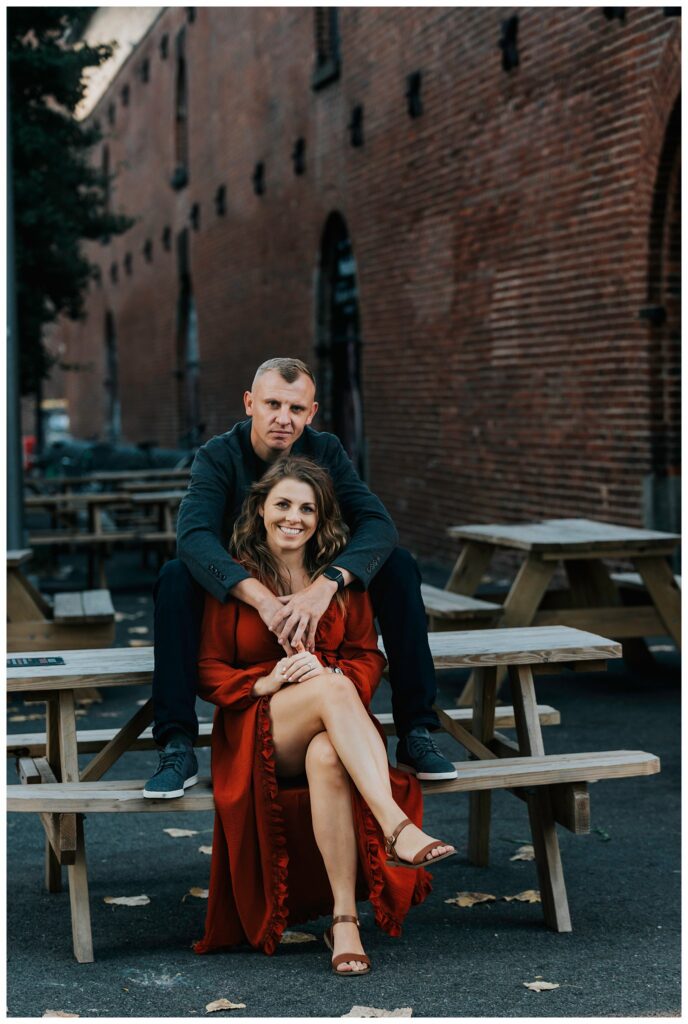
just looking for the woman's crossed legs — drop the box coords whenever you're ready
[269,672,454,973]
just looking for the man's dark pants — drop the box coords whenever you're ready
[152,548,440,746]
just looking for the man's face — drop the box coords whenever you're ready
[244,370,318,461]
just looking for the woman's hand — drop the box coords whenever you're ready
[280,644,324,683]
[252,657,292,697]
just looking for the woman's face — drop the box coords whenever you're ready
[260,477,319,557]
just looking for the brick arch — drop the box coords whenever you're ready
[315,212,366,478]
[638,27,681,538]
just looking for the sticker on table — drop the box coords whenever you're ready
[7,656,67,667]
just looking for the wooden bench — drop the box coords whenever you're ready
[7,549,116,652]
[420,583,501,631]
[611,571,682,592]
[7,627,660,962]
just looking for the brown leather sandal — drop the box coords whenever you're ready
[384,817,456,869]
[323,915,371,977]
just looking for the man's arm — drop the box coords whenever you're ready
[176,440,252,602]
[324,435,398,589]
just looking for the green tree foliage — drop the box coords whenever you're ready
[9,7,133,394]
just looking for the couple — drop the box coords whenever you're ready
[146,358,457,974]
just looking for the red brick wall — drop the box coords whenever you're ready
[52,7,681,562]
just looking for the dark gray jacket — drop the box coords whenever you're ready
[176,419,398,602]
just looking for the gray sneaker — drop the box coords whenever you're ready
[143,736,199,799]
[396,726,458,781]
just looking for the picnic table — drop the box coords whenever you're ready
[7,626,660,962]
[7,549,115,652]
[27,467,191,495]
[441,518,681,702]
[26,491,178,588]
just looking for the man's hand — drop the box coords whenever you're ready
[270,576,338,651]
[232,577,297,654]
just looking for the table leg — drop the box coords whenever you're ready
[509,664,572,932]
[468,666,497,866]
[563,559,654,671]
[632,555,681,649]
[446,542,495,594]
[45,697,62,893]
[457,555,556,706]
[59,691,94,964]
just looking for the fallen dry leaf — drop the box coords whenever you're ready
[205,998,246,1013]
[127,639,152,647]
[342,1008,412,1018]
[115,611,145,622]
[510,844,535,861]
[187,887,209,900]
[524,980,559,992]
[104,895,150,907]
[445,892,496,908]
[43,1012,80,1018]
[9,713,45,722]
[503,890,541,904]
[136,699,148,706]
[280,930,317,944]
[128,626,149,634]
[164,827,198,838]
[198,845,213,856]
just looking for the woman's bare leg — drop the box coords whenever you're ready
[270,673,454,863]
[305,733,367,973]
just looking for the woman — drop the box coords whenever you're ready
[194,456,455,975]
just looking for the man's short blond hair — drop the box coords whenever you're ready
[252,357,316,390]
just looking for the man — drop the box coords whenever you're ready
[144,357,457,798]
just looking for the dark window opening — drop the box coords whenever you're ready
[316,212,366,478]
[104,311,121,444]
[644,93,681,551]
[162,226,172,251]
[312,8,340,90]
[406,71,423,118]
[252,162,265,196]
[349,105,364,147]
[171,29,189,190]
[101,145,111,245]
[123,252,133,275]
[160,33,169,59]
[175,230,203,448]
[121,83,130,107]
[214,185,226,216]
[139,58,150,83]
[143,239,153,263]
[292,138,306,175]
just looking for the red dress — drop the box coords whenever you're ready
[193,588,431,955]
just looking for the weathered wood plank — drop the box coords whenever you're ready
[6,704,561,756]
[7,620,116,653]
[53,592,84,622]
[80,699,155,782]
[18,757,41,785]
[632,556,682,648]
[7,548,33,567]
[76,590,115,623]
[445,541,496,594]
[8,751,660,811]
[612,570,682,591]
[421,584,499,618]
[532,606,664,637]
[468,667,498,866]
[6,629,621,693]
[448,518,680,555]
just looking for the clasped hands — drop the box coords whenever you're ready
[263,574,338,654]
[253,644,325,697]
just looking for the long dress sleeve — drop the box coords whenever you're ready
[329,591,387,709]
[198,595,276,710]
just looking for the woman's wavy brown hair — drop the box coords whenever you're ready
[231,456,350,605]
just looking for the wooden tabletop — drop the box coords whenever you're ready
[25,493,133,507]
[7,549,33,568]
[447,517,680,556]
[130,491,186,503]
[29,468,191,488]
[7,625,621,694]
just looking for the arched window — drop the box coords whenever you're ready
[104,310,121,443]
[171,29,189,189]
[645,94,681,546]
[176,229,202,446]
[316,212,366,477]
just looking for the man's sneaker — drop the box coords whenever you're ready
[396,727,458,781]
[143,736,199,799]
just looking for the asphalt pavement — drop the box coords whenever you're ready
[6,550,681,1018]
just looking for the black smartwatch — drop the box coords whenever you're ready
[322,566,346,591]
